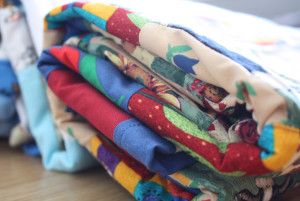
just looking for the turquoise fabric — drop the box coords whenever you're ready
[17,64,97,172]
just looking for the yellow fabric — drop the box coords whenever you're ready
[90,136,102,157]
[49,6,62,16]
[83,3,117,21]
[263,124,300,171]
[149,174,165,186]
[114,161,141,194]
[170,172,191,186]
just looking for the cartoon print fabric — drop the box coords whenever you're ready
[35,2,300,201]
[39,45,300,201]
[42,1,300,176]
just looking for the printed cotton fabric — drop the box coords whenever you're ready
[37,1,300,201]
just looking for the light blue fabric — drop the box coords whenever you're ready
[17,64,97,172]
[259,124,275,160]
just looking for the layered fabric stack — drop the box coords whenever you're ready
[34,2,300,201]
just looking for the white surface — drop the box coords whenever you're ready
[22,0,300,54]
[22,0,91,54]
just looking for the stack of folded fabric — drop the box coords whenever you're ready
[36,2,300,201]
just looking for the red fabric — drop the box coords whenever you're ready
[74,2,85,8]
[167,180,194,200]
[61,4,69,12]
[50,46,80,73]
[47,46,270,175]
[106,8,140,45]
[48,69,130,140]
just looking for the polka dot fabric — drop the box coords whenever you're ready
[107,8,141,45]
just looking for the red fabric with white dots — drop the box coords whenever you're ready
[128,89,270,175]
[106,8,141,45]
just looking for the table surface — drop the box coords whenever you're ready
[0,140,299,201]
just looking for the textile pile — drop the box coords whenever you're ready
[1,1,300,201]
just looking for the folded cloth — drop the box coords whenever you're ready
[42,1,300,176]
[38,2,300,201]
[42,60,195,176]
[40,45,265,176]
[65,34,244,144]
[89,133,195,201]
[0,4,97,171]
[45,87,197,201]
[38,49,300,201]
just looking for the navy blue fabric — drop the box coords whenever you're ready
[169,24,266,73]
[22,141,41,157]
[38,49,64,80]
[64,18,90,42]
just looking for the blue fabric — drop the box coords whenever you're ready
[74,7,107,31]
[64,18,90,42]
[114,118,195,176]
[22,141,40,157]
[17,64,97,172]
[259,124,275,159]
[169,24,266,73]
[38,49,63,80]
[0,60,18,136]
[0,95,16,121]
[0,115,18,137]
[0,60,18,95]
[0,95,17,137]
[93,56,144,112]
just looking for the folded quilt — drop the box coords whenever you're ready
[36,1,300,201]
[42,2,300,177]
[41,56,195,175]
[39,51,300,201]
[65,34,245,144]
[40,45,266,176]
[46,86,197,201]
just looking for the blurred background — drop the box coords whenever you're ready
[22,0,300,55]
